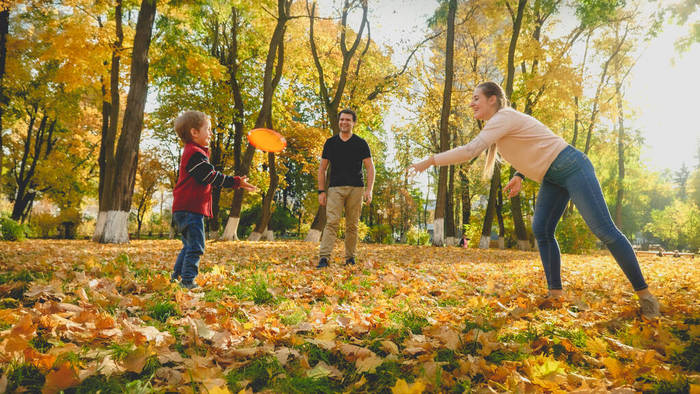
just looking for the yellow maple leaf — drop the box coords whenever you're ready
[602,357,624,379]
[208,387,232,394]
[391,378,426,394]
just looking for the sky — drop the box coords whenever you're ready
[324,0,700,174]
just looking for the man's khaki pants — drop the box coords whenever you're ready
[319,186,364,259]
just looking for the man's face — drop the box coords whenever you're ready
[338,113,355,133]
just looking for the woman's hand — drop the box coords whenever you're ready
[407,156,435,176]
[504,176,522,198]
[239,176,258,192]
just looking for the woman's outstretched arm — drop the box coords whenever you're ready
[408,137,489,173]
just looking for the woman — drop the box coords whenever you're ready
[408,81,660,318]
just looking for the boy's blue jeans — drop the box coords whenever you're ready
[172,211,205,284]
[533,145,648,291]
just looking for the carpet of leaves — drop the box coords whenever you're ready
[0,240,698,393]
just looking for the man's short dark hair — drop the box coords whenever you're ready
[338,108,356,122]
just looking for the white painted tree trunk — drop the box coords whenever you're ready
[263,230,274,241]
[479,235,490,249]
[517,240,530,250]
[221,217,240,241]
[305,229,321,243]
[92,210,129,244]
[248,232,262,241]
[445,236,457,246]
[432,218,444,246]
[497,236,505,249]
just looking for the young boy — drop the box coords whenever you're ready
[171,111,257,289]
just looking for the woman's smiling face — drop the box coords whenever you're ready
[469,87,499,121]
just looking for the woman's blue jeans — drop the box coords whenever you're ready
[172,211,205,284]
[533,145,648,291]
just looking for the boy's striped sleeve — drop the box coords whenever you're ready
[185,152,241,188]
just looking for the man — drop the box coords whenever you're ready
[317,109,374,268]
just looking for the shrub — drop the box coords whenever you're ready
[368,223,392,244]
[555,213,597,254]
[1,215,31,241]
[30,212,61,238]
[406,226,430,245]
[336,217,369,241]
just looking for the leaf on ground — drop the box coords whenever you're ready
[391,378,426,394]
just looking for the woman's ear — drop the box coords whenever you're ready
[488,95,499,107]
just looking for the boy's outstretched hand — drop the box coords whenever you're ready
[238,176,258,192]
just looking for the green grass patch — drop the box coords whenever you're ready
[642,375,690,394]
[69,374,129,393]
[542,325,587,348]
[391,312,428,335]
[359,360,413,393]
[437,297,460,307]
[148,301,180,323]
[670,338,700,371]
[249,274,276,305]
[276,376,340,393]
[6,363,45,393]
[484,349,528,364]
[435,348,459,371]
[463,318,495,333]
[281,309,307,326]
[29,332,53,353]
[225,356,284,392]
[383,286,398,298]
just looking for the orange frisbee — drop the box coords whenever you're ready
[247,128,287,153]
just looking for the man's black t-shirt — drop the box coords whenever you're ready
[321,134,371,187]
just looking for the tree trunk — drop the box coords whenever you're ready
[97,0,122,213]
[480,162,501,249]
[218,6,246,241]
[209,129,224,235]
[0,7,9,174]
[250,153,279,240]
[303,0,369,239]
[445,164,456,245]
[222,0,290,240]
[460,171,471,229]
[12,111,55,222]
[614,82,625,228]
[434,0,457,247]
[496,175,505,249]
[93,0,156,244]
[504,0,528,249]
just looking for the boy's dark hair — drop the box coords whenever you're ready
[338,108,357,122]
[175,111,208,143]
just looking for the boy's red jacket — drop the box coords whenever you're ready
[172,142,240,217]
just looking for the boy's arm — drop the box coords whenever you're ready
[186,152,241,188]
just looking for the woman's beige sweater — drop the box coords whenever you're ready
[433,107,568,182]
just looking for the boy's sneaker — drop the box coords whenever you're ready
[316,257,329,269]
[180,281,199,290]
[345,257,356,265]
[639,295,660,319]
[170,274,179,283]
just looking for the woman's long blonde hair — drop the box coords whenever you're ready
[477,82,508,180]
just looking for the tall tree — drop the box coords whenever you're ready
[0,4,9,174]
[93,0,157,243]
[433,0,456,246]
[303,0,369,242]
[96,0,123,229]
[248,0,291,241]
[480,0,526,249]
[222,0,291,241]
